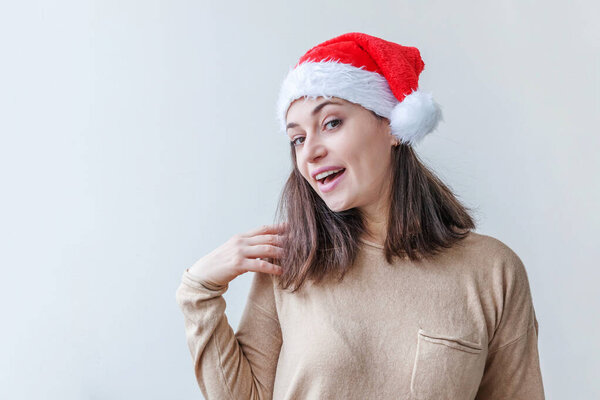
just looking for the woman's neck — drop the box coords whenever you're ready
[359,169,393,246]
[360,204,388,246]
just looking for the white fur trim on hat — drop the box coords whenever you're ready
[276,60,443,146]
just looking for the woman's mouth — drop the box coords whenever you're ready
[317,168,346,193]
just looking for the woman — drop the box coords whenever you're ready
[175,32,545,399]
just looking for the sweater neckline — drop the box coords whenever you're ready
[359,238,385,249]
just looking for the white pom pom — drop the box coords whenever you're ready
[389,89,443,146]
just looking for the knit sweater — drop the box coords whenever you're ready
[175,231,545,399]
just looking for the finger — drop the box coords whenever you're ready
[245,258,283,275]
[242,223,288,238]
[246,233,284,247]
[243,244,284,260]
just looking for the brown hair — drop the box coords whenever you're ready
[271,112,477,293]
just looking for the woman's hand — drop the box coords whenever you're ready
[187,223,287,287]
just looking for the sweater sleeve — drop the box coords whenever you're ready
[474,248,545,400]
[175,269,282,400]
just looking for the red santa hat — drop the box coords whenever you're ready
[276,32,443,146]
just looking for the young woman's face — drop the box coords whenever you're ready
[286,96,396,212]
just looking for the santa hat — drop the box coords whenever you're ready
[276,32,443,146]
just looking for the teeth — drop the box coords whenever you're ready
[316,168,343,181]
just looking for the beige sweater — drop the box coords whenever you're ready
[175,231,545,399]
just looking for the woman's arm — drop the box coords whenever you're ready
[175,269,282,400]
[475,315,544,399]
[475,248,545,399]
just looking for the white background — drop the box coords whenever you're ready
[1,1,598,399]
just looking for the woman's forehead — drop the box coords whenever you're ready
[294,95,350,106]
[287,96,353,118]
[286,97,354,131]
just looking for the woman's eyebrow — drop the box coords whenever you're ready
[286,100,343,130]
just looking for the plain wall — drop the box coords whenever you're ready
[1,1,598,399]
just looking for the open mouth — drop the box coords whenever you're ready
[317,168,346,192]
[318,168,345,185]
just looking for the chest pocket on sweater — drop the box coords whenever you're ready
[410,328,485,400]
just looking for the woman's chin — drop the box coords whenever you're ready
[324,199,352,213]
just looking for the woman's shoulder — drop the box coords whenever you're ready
[461,230,519,256]
[457,230,529,280]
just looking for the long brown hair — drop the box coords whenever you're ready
[271,113,477,293]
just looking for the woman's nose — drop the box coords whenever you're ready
[304,135,327,162]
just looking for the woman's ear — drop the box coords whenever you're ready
[380,118,398,147]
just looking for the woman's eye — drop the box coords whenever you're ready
[325,118,342,129]
[290,119,342,147]
[291,136,305,146]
